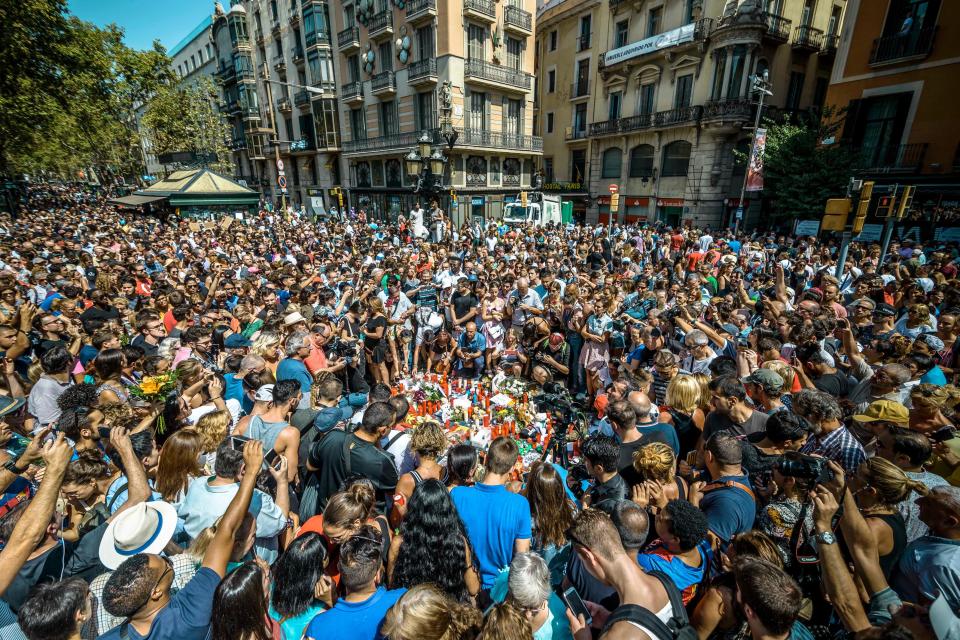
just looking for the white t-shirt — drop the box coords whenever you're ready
[381,429,417,475]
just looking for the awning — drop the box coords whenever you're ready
[109,194,167,207]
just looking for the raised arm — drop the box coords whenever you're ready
[203,439,263,577]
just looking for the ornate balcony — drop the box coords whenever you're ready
[461,129,543,151]
[869,26,936,65]
[821,34,839,56]
[701,98,754,121]
[407,58,438,86]
[792,25,824,52]
[274,56,287,74]
[294,90,311,108]
[367,10,394,40]
[465,59,532,94]
[338,26,361,52]
[292,47,305,65]
[289,9,300,26]
[343,128,442,154]
[588,105,702,136]
[763,13,792,42]
[504,5,533,36]
[371,70,396,96]
[277,97,292,112]
[857,143,928,173]
[341,80,364,105]
[406,0,437,25]
[463,0,496,23]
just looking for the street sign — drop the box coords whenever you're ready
[276,159,284,171]
[277,175,287,189]
[610,193,620,212]
[520,191,528,208]
[608,184,619,194]
[735,206,743,220]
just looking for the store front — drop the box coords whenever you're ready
[597,196,651,225]
[656,198,685,227]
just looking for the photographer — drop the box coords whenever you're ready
[524,331,570,381]
[336,301,368,393]
[505,277,543,332]
[379,275,415,379]
[454,322,486,379]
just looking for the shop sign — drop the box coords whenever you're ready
[657,198,684,207]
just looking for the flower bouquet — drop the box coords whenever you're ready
[127,371,179,434]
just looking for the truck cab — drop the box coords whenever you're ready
[502,193,562,227]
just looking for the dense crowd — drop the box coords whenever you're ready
[0,182,958,640]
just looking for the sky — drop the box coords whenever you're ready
[68,0,214,52]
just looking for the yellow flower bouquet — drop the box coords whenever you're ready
[127,371,179,434]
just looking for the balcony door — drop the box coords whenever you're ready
[575,58,589,96]
[468,24,486,61]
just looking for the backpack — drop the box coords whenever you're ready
[601,570,698,640]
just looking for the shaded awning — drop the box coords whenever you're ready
[109,194,167,207]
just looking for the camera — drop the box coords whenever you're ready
[509,295,520,306]
[775,453,834,488]
[531,381,584,435]
[327,337,360,364]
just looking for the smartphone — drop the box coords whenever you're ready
[264,449,280,469]
[686,450,698,466]
[562,587,593,627]
[4,432,30,459]
[228,435,251,450]
[930,426,957,443]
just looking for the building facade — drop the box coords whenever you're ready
[212,0,341,211]
[330,0,541,225]
[823,0,959,233]
[535,0,844,227]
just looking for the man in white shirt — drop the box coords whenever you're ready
[506,277,543,328]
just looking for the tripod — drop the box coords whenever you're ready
[539,418,572,469]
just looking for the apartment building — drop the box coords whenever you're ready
[331,0,541,224]
[535,0,844,227]
[212,0,341,210]
[824,0,959,227]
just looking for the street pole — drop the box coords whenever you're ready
[735,72,771,236]
[879,184,900,267]
[261,63,286,212]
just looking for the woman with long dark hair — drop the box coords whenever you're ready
[445,443,478,491]
[269,533,334,639]
[522,462,575,587]
[388,479,480,602]
[94,348,129,405]
[210,560,275,640]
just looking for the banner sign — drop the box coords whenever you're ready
[603,23,695,67]
[745,128,767,192]
[310,197,326,215]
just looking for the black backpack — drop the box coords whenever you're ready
[601,570,698,640]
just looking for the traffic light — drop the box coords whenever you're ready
[822,198,851,231]
[520,191,528,208]
[875,194,896,218]
[897,185,915,220]
[852,181,875,233]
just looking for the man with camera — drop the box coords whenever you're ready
[454,322,487,378]
[505,277,543,335]
[524,332,570,382]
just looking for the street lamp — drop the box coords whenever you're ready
[734,69,773,235]
[406,131,448,196]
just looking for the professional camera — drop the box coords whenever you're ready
[327,337,361,364]
[532,382,584,431]
[775,452,834,488]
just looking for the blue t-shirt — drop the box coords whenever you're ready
[97,567,220,640]
[276,358,313,406]
[637,540,713,604]
[451,483,532,588]
[636,422,680,456]
[699,474,756,544]
[224,373,253,415]
[921,365,947,386]
[303,586,406,640]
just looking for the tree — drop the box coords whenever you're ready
[738,108,858,221]
[142,78,233,174]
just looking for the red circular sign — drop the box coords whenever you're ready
[608,184,619,194]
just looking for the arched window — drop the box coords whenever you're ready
[661,141,691,177]
[601,147,622,179]
[629,144,655,178]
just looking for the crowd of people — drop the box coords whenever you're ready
[0,182,958,640]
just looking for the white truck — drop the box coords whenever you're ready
[502,193,563,227]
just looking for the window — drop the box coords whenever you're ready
[469,91,487,129]
[684,0,696,22]
[506,37,521,70]
[468,24,486,60]
[544,157,554,182]
[548,69,556,93]
[571,149,586,182]
[575,58,589,96]
[827,4,842,36]
[549,30,557,51]
[344,4,355,27]
[800,0,814,26]
[574,102,587,134]
[270,0,278,21]
[303,2,330,45]
[298,112,316,148]
[285,117,294,142]
[380,100,398,136]
[275,38,283,58]
[601,148,622,178]
[350,107,366,140]
[315,98,339,147]
[813,76,829,108]
[639,83,655,115]
[661,140,692,176]
[347,54,360,82]
[546,112,554,134]
[726,45,746,99]
[675,74,693,108]
[378,41,393,73]
[785,71,805,109]
[647,6,662,37]
[711,50,727,100]
[504,98,522,135]
[416,91,436,130]
[609,91,622,120]
[416,26,435,60]
[615,20,629,48]
[629,144,655,178]
[579,15,591,50]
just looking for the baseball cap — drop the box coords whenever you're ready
[720,323,740,337]
[874,303,897,317]
[741,369,784,392]
[852,400,909,426]
[254,384,275,402]
[0,396,26,418]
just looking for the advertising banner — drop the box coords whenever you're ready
[745,128,767,192]
[603,23,695,67]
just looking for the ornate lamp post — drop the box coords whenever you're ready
[406,81,458,198]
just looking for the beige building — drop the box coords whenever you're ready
[331,0,541,224]
[535,0,844,227]
[212,0,341,211]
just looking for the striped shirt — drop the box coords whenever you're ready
[800,425,866,473]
